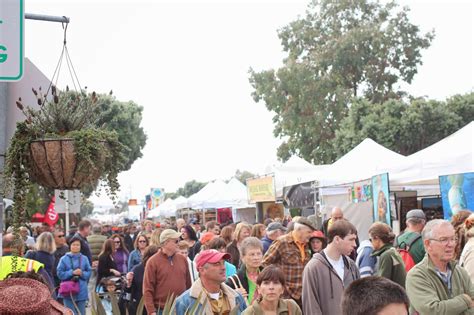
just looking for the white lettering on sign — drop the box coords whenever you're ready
[0,0,24,81]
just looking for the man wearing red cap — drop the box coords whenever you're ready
[175,249,247,315]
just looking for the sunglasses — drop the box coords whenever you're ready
[138,240,147,243]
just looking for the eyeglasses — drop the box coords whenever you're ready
[138,240,147,243]
[430,237,458,245]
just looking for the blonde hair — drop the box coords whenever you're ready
[233,222,252,242]
[150,228,163,247]
[36,232,56,254]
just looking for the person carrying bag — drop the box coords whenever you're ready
[57,236,91,315]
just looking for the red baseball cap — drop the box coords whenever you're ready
[311,230,326,240]
[195,249,230,269]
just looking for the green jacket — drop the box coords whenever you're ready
[242,299,302,315]
[396,231,425,264]
[406,255,474,315]
[87,233,107,261]
[371,244,406,288]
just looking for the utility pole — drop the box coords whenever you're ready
[0,12,69,256]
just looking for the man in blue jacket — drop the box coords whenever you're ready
[175,249,247,315]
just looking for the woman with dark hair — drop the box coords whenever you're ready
[180,225,201,261]
[57,236,92,315]
[111,234,129,274]
[308,230,326,255]
[452,209,472,260]
[128,233,149,272]
[369,222,406,288]
[97,239,121,289]
[242,265,302,315]
[126,245,160,315]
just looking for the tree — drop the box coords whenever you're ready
[80,199,94,218]
[233,170,256,184]
[333,92,474,157]
[249,0,434,164]
[165,180,208,199]
[95,94,147,171]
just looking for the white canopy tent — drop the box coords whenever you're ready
[174,196,189,210]
[390,121,474,186]
[264,155,329,197]
[148,198,173,218]
[318,138,407,188]
[187,180,228,209]
[204,177,252,209]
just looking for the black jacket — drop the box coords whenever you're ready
[97,254,118,288]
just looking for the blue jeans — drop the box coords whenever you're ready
[63,298,86,315]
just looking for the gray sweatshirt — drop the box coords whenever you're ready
[302,251,360,315]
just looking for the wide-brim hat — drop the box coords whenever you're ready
[296,217,317,231]
[0,278,73,314]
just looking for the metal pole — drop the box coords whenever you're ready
[25,13,70,24]
[65,190,69,236]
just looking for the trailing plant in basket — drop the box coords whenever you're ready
[3,86,128,228]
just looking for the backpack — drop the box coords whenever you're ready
[395,233,421,272]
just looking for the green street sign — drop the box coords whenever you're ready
[0,0,24,81]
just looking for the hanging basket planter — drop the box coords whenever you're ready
[29,138,108,190]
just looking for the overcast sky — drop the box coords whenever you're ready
[24,0,473,205]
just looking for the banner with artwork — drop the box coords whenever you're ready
[283,180,318,209]
[372,173,391,225]
[262,202,284,220]
[151,188,165,209]
[439,172,474,220]
[350,179,372,203]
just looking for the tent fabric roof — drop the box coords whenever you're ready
[265,156,329,197]
[389,121,474,185]
[204,177,251,209]
[319,138,407,186]
[187,180,228,209]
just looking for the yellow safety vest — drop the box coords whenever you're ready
[0,256,44,280]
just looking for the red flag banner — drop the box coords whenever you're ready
[44,196,59,226]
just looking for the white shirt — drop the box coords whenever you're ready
[324,249,345,281]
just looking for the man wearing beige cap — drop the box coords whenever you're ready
[143,229,191,315]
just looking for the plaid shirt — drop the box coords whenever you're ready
[262,232,311,300]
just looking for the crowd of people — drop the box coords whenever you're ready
[1,207,474,315]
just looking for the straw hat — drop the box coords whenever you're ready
[0,278,73,314]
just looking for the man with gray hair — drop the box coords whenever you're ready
[396,209,426,264]
[406,219,474,314]
[262,217,315,308]
[261,222,287,254]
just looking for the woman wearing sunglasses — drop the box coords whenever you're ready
[111,234,129,274]
[97,239,121,289]
[128,233,149,272]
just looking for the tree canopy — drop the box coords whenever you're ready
[333,92,474,157]
[249,0,434,164]
[95,94,147,172]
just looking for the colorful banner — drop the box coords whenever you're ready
[151,188,165,208]
[372,173,391,225]
[247,176,276,203]
[351,180,372,203]
[439,172,474,220]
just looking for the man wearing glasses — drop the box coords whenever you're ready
[143,229,191,315]
[406,219,474,314]
[52,229,69,289]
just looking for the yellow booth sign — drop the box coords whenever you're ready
[247,176,276,203]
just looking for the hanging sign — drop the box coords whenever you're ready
[247,175,276,203]
[0,0,24,81]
